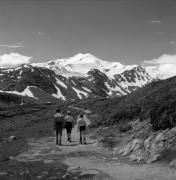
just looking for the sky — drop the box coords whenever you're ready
[0,0,175,68]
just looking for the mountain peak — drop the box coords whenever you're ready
[72,53,94,59]
[32,54,149,78]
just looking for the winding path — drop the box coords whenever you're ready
[15,106,176,180]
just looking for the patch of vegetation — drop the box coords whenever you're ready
[78,76,176,131]
[151,100,176,130]
[119,123,132,133]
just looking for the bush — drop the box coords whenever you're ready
[119,123,132,132]
[150,100,176,130]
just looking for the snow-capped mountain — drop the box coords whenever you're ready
[32,53,138,77]
[0,53,153,102]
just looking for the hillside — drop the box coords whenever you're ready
[0,91,37,108]
[78,76,176,131]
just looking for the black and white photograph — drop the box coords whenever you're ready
[0,0,176,179]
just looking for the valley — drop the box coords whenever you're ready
[0,95,176,180]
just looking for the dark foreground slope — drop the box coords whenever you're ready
[0,96,82,180]
[80,76,176,131]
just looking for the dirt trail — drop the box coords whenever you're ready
[15,106,176,180]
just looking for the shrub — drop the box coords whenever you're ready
[150,100,176,130]
[119,123,132,132]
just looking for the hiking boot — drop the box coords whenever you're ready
[56,139,58,145]
[67,137,71,142]
[83,138,86,145]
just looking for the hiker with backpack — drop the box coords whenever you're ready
[77,114,87,144]
[65,111,75,142]
[53,109,65,145]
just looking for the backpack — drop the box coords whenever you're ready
[78,118,86,127]
[54,113,64,124]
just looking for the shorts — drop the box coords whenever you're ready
[56,127,63,136]
[65,122,73,133]
[55,122,64,136]
[79,126,86,131]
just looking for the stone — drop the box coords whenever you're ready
[42,171,49,175]
[8,135,16,141]
[130,149,146,162]
[119,142,132,156]
[62,172,69,178]
[170,159,176,168]
[147,154,160,164]
[9,156,14,160]
[131,139,144,151]
[36,175,43,179]
[144,135,154,152]
[67,166,80,172]
[79,170,99,176]
[25,170,30,174]
[0,171,8,176]
[20,172,26,175]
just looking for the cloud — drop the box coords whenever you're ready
[0,43,24,48]
[144,54,176,65]
[0,53,31,67]
[170,41,176,46]
[144,54,176,79]
[149,20,161,25]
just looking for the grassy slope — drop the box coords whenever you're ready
[77,76,176,131]
[0,96,80,180]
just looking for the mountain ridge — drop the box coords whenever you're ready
[0,53,153,102]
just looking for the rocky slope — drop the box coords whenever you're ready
[0,54,153,102]
[76,75,176,164]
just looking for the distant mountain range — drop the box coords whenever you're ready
[0,53,153,102]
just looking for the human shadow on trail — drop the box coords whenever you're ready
[85,141,96,145]
[61,143,80,146]
[60,141,96,146]
[69,140,79,143]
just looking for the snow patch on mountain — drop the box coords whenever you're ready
[72,87,88,99]
[52,85,66,100]
[82,86,91,92]
[0,86,38,99]
[105,82,126,96]
[55,78,67,89]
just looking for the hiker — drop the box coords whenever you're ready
[53,109,65,145]
[77,114,87,144]
[65,111,74,142]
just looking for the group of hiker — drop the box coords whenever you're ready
[53,109,87,146]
